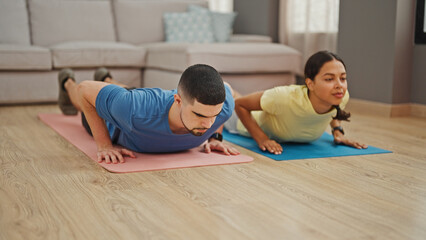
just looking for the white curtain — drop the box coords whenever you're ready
[279,0,340,66]
[209,0,233,12]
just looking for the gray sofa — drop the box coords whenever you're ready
[0,0,302,104]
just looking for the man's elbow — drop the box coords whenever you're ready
[76,80,100,105]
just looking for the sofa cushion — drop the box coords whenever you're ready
[28,0,116,47]
[145,43,302,74]
[188,5,237,42]
[0,0,31,45]
[229,34,272,43]
[114,0,208,44]
[210,11,238,42]
[163,11,214,43]
[51,41,146,68]
[0,44,51,70]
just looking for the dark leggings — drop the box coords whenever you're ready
[81,112,92,136]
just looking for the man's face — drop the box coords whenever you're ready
[179,97,224,136]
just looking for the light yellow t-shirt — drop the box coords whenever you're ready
[237,85,349,142]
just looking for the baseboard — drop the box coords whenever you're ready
[345,99,426,118]
[411,103,426,118]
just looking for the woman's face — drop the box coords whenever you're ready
[306,59,347,107]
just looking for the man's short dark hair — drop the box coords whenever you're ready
[178,64,225,105]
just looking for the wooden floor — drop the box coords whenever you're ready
[1,104,425,240]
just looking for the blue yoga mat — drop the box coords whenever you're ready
[223,129,392,160]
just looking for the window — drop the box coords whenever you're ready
[289,0,339,33]
[209,0,233,12]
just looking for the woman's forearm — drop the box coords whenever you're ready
[235,105,269,145]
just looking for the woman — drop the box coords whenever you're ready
[228,51,367,154]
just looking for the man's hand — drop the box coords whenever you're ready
[97,146,136,164]
[203,140,240,155]
[258,139,282,155]
[333,132,368,149]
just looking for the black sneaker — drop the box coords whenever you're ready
[58,68,77,115]
[94,67,112,82]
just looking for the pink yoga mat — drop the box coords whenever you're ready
[38,113,253,173]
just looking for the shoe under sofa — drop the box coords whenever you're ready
[0,0,302,104]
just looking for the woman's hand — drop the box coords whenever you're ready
[258,139,283,155]
[97,146,136,164]
[333,133,368,149]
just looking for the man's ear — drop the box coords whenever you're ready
[305,78,314,91]
[174,94,182,105]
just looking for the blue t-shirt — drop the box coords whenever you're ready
[95,84,234,153]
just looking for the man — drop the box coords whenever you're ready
[58,64,240,164]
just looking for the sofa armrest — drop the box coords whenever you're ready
[229,34,272,43]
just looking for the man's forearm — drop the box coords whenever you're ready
[80,96,113,149]
[78,81,113,150]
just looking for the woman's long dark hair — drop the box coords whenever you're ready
[305,51,351,121]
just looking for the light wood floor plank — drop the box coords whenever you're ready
[1,104,425,240]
